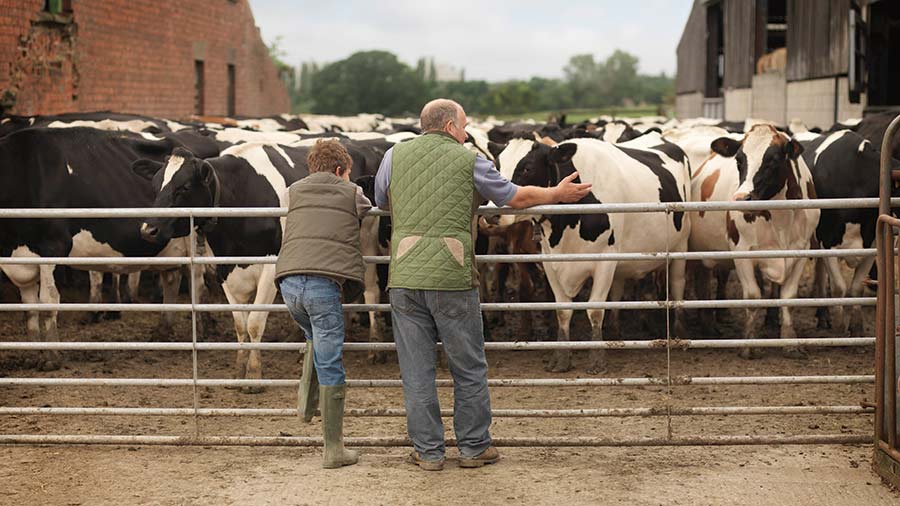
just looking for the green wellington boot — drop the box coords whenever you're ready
[320,384,359,469]
[298,340,319,423]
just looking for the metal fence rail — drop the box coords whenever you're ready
[0,297,877,313]
[0,198,880,448]
[0,375,875,388]
[0,405,875,418]
[0,337,876,351]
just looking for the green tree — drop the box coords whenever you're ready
[310,51,426,116]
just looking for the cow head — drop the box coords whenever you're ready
[493,138,581,227]
[710,124,805,201]
[131,147,220,244]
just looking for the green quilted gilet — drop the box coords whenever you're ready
[388,132,477,290]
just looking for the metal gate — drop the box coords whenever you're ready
[874,114,900,488]
[0,197,888,447]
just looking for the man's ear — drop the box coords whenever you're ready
[711,137,742,157]
[131,159,164,180]
[548,143,577,165]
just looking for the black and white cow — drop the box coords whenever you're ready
[688,125,819,358]
[496,134,692,374]
[0,127,220,369]
[797,129,900,335]
[134,142,311,390]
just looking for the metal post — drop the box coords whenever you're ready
[189,215,200,438]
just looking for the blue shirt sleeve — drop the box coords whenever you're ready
[473,155,519,207]
[374,147,392,210]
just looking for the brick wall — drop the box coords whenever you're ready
[0,0,289,117]
[724,88,752,122]
[675,92,703,119]
[751,72,787,126]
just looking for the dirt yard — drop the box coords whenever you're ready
[0,270,897,504]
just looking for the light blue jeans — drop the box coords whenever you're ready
[280,274,347,386]
[389,288,493,461]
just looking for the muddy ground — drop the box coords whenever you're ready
[0,267,897,504]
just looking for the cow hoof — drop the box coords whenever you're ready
[104,311,122,321]
[848,321,864,338]
[39,359,61,372]
[545,352,573,373]
[154,325,175,341]
[367,351,388,365]
[737,347,763,360]
[240,386,266,395]
[81,312,103,325]
[585,363,608,375]
[782,346,809,360]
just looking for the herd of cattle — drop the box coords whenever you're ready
[1,109,898,379]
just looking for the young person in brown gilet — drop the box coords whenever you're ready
[275,139,372,468]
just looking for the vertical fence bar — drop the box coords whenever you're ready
[876,220,886,445]
[883,224,900,450]
[664,206,673,440]
[189,215,200,438]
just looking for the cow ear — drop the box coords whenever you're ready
[487,141,506,160]
[784,138,804,159]
[199,161,215,183]
[711,137,741,157]
[549,143,577,165]
[131,159,164,180]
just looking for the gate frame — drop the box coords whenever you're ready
[874,114,900,488]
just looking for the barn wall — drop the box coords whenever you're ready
[751,71,787,125]
[676,92,704,119]
[723,0,756,90]
[786,0,850,82]
[676,0,707,95]
[0,0,289,117]
[724,88,752,122]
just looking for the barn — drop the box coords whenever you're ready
[0,0,289,117]
[675,0,900,128]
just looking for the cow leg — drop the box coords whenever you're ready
[813,258,833,330]
[764,283,781,329]
[363,264,386,364]
[606,278,624,341]
[586,264,616,375]
[714,268,731,323]
[19,281,42,369]
[187,264,215,339]
[38,265,61,371]
[780,258,810,359]
[694,266,720,336]
[125,271,141,303]
[848,257,874,338]
[824,257,848,334]
[517,262,536,332]
[222,282,250,384]
[104,273,122,321]
[83,271,104,324]
[157,270,181,340]
[242,265,277,394]
[733,259,764,359]
[669,259,688,338]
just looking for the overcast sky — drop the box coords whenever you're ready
[247,0,694,81]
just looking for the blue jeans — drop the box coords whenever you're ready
[280,274,347,386]
[389,288,492,460]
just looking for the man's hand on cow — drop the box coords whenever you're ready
[554,172,593,203]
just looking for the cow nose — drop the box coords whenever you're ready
[140,223,159,241]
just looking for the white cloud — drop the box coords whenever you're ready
[250,0,692,81]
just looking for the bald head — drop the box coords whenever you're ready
[420,98,467,143]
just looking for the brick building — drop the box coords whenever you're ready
[0,0,289,118]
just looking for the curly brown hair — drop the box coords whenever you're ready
[307,139,353,175]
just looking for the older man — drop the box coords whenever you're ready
[374,99,591,471]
